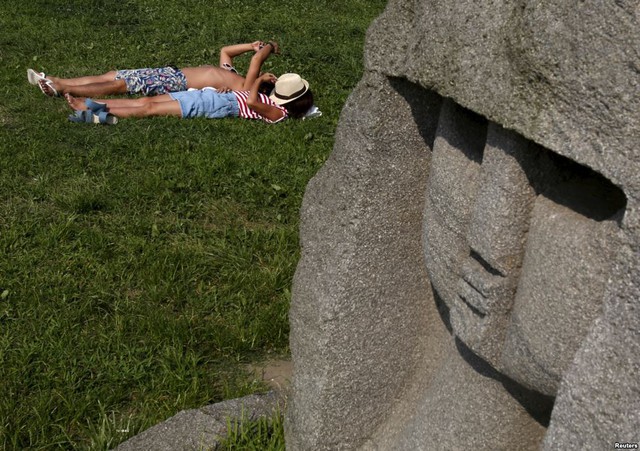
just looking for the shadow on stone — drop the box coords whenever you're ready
[455,338,554,427]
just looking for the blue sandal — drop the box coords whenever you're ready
[84,98,108,113]
[68,109,118,125]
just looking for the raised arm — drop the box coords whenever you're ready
[219,41,264,67]
[243,42,279,90]
[246,73,286,122]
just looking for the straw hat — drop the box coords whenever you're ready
[269,73,310,105]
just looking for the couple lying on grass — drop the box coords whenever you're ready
[27,41,317,125]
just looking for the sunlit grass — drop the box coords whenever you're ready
[0,0,386,448]
[217,410,285,451]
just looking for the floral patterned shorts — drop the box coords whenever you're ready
[115,66,187,96]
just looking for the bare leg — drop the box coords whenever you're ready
[49,71,118,87]
[66,94,182,118]
[108,100,182,118]
[47,71,128,96]
[65,93,164,110]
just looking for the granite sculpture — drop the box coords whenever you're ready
[287,0,639,449]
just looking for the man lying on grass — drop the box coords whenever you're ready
[28,40,279,98]
[65,72,314,125]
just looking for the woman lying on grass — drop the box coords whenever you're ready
[65,72,314,125]
[29,41,279,98]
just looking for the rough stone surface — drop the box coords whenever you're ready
[114,391,283,451]
[287,0,640,449]
[286,73,445,450]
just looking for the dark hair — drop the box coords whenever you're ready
[283,90,314,119]
[259,81,275,95]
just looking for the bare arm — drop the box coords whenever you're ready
[242,42,278,90]
[219,41,264,67]
[246,73,286,122]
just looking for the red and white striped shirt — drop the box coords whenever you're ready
[232,91,288,123]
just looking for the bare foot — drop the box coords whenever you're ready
[65,93,87,111]
[37,78,59,97]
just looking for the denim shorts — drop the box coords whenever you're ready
[169,90,240,119]
[115,66,187,96]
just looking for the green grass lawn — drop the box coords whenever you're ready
[0,0,386,448]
